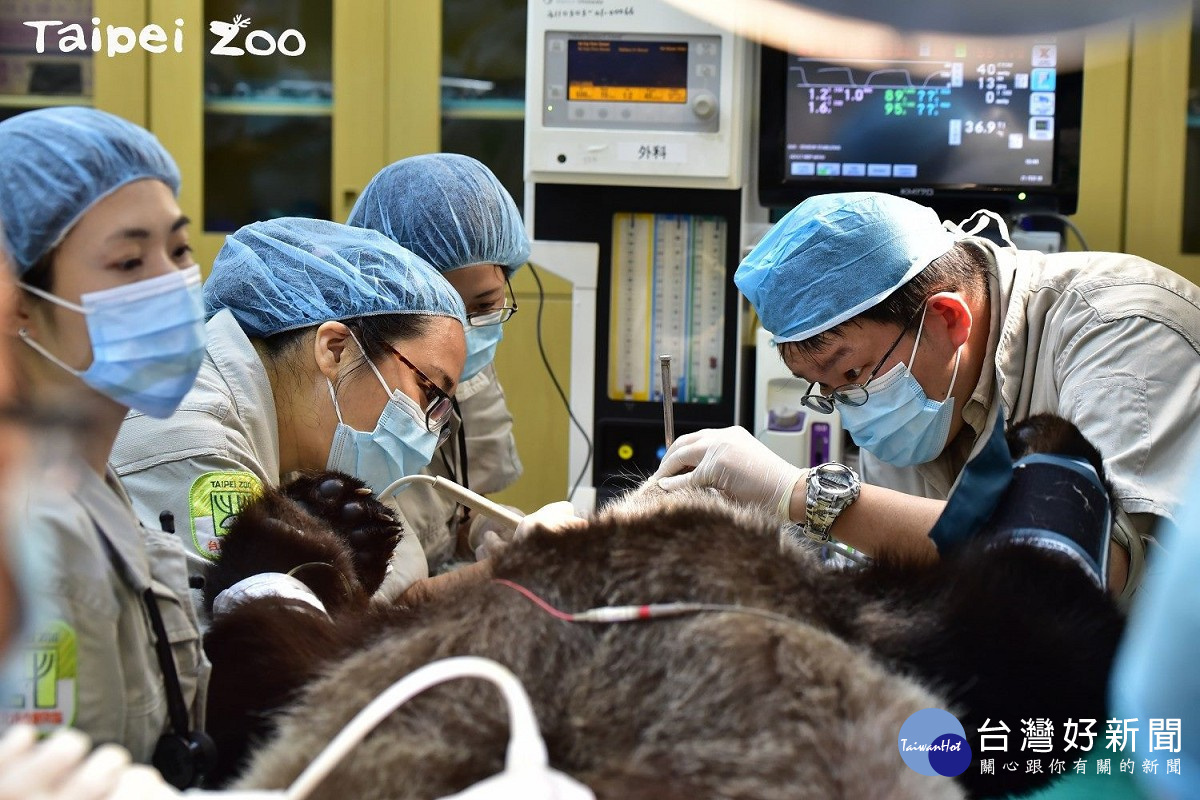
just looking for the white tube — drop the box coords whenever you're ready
[377,475,525,531]
[282,657,547,800]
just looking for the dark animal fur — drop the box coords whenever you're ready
[202,472,403,781]
[205,419,1124,798]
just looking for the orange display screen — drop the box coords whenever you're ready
[567,39,688,104]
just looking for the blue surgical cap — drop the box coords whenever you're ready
[735,192,958,343]
[347,153,530,276]
[0,106,181,274]
[204,217,467,338]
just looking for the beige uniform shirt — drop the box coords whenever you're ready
[2,462,209,764]
[862,240,1200,529]
[110,310,429,599]
[391,362,523,568]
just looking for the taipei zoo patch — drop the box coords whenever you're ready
[189,470,263,560]
[2,620,77,731]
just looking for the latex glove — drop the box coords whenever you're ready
[651,426,808,523]
[467,504,525,562]
[0,724,180,800]
[511,501,587,542]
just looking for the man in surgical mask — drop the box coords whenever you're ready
[653,192,1200,601]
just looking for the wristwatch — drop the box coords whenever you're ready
[802,462,861,543]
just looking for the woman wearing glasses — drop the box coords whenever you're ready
[348,154,529,567]
[111,217,474,604]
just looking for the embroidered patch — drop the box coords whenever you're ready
[1,620,77,731]
[189,470,263,560]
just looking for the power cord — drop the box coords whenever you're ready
[527,264,594,502]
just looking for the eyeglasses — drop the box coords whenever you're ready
[800,302,927,414]
[386,345,455,436]
[466,279,518,327]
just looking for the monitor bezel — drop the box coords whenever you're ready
[757,40,1085,218]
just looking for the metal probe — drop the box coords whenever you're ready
[660,354,675,448]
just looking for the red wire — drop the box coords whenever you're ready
[493,578,575,621]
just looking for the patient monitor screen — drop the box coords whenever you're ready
[568,39,689,103]
[608,213,727,405]
[781,38,1065,187]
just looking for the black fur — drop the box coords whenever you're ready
[201,471,403,782]
[206,419,1125,798]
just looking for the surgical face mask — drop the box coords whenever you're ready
[461,323,504,381]
[837,307,963,467]
[18,265,205,418]
[326,340,442,494]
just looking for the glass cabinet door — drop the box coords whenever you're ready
[0,1,93,122]
[0,0,146,124]
[202,0,332,232]
[441,0,527,208]
[151,0,389,270]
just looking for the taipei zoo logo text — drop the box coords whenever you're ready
[25,15,306,58]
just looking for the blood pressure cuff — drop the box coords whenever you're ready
[983,454,1112,588]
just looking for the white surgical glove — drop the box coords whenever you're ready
[0,724,180,800]
[512,501,587,542]
[467,504,525,562]
[651,426,808,523]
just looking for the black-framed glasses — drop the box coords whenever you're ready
[800,302,927,414]
[386,345,454,435]
[466,279,518,327]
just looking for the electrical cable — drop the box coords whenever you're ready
[527,264,593,502]
[1014,212,1091,251]
[494,577,805,628]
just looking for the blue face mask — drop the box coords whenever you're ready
[19,265,206,418]
[461,323,504,381]
[837,307,962,467]
[325,340,444,495]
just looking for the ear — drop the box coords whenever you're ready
[8,284,39,338]
[926,292,973,349]
[313,321,354,383]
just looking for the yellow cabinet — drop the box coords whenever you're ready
[0,0,148,125]
[1074,9,1200,285]
[1124,7,1200,284]
[148,0,440,270]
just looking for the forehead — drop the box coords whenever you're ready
[779,320,894,376]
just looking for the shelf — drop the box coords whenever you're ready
[0,93,91,109]
[441,98,525,121]
[204,98,333,117]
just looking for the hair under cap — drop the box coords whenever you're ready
[204,217,467,338]
[347,153,530,276]
[735,192,958,343]
[0,106,181,274]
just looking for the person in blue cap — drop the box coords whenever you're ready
[348,154,529,567]
[111,217,482,608]
[0,106,210,783]
[653,191,1200,601]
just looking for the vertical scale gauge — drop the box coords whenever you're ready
[610,213,653,401]
[609,212,728,405]
[688,215,727,403]
[650,215,689,403]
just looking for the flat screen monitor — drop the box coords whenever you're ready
[758,35,1084,217]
